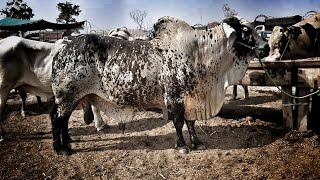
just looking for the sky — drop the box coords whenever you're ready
[0,0,319,33]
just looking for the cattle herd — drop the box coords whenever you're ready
[0,13,319,155]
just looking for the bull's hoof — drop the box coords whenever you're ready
[192,144,207,150]
[176,145,190,154]
[54,144,72,156]
[67,136,73,143]
[21,111,27,118]
[57,148,72,156]
[0,130,6,142]
[97,129,105,134]
[118,123,126,132]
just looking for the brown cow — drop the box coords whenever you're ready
[266,13,320,61]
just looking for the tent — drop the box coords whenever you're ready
[0,17,85,31]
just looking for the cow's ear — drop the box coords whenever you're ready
[223,17,241,31]
[222,22,236,39]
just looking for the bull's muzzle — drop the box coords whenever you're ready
[256,43,270,59]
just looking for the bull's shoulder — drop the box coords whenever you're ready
[0,36,25,54]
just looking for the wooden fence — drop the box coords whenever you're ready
[239,58,320,132]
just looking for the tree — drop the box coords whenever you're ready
[56,1,81,24]
[129,9,147,30]
[222,4,238,18]
[0,0,34,20]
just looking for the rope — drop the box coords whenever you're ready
[257,57,320,99]
[234,41,320,99]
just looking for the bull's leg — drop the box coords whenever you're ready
[50,104,72,155]
[243,85,249,100]
[92,105,106,132]
[60,113,71,155]
[50,104,61,152]
[185,120,205,150]
[82,101,94,125]
[167,102,189,154]
[232,85,238,100]
[36,96,43,107]
[18,90,28,117]
[0,87,12,141]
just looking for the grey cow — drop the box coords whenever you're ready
[50,16,269,155]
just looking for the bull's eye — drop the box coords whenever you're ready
[243,27,248,31]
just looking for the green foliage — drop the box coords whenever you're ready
[56,1,81,24]
[0,0,34,20]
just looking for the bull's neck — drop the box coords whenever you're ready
[192,25,231,70]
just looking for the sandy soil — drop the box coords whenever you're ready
[1,87,320,180]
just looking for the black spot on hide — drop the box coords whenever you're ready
[300,23,318,51]
[287,26,302,40]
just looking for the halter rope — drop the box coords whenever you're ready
[234,40,320,99]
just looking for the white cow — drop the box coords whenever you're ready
[0,37,61,141]
[49,16,269,155]
[15,37,71,118]
[0,36,105,141]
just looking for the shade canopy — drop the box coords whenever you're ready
[0,17,85,31]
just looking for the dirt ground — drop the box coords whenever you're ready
[1,86,320,180]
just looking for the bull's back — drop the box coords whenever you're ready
[53,34,164,107]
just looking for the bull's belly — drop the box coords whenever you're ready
[19,76,53,100]
[16,83,53,101]
[83,93,165,123]
[94,86,164,109]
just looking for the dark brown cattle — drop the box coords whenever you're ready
[266,13,320,61]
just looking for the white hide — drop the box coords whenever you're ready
[0,36,63,100]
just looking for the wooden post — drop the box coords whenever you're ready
[281,64,310,131]
[310,80,320,133]
[281,87,310,131]
[296,87,310,131]
[282,87,293,130]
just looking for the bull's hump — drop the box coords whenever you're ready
[0,36,23,55]
[154,16,193,40]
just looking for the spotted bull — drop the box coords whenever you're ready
[266,13,320,61]
[50,16,269,155]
